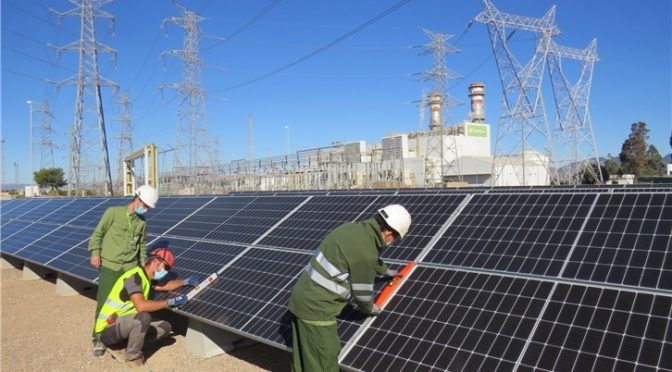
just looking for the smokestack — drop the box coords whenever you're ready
[468,82,485,122]
[428,91,442,132]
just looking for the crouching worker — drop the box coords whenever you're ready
[94,248,200,368]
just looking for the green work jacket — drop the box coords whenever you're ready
[88,205,147,272]
[94,266,150,333]
[288,218,389,321]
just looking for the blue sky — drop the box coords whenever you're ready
[2,0,671,184]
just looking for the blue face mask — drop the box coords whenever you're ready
[154,268,168,281]
[135,207,146,216]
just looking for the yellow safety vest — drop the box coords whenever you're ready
[94,266,150,333]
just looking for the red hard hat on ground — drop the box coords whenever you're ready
[150,248,175,269]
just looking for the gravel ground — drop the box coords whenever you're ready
[0,265,291,372]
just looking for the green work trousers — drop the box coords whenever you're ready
[290,315,340,372]
[92,265,125,339]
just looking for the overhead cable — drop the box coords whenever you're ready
[210,0,412,93]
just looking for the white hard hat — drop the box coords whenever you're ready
[135,185,158,209]
[377,204,412,238]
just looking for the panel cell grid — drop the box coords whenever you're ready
[519,284,672,372]
[202,196,306,243]
[356,194,466,261]
[181,248,311,345]
[423,193,596,276]
[36,198,106,225]
[562,193,672,290]
[146,196,214,235]
[65,198,126,228]
[15,199,76,222]
[5,199,54,220]
[1,220,34,242]
[341,267,553,372]
[1,222,61,255]
[19,225,91,265]
[166,197,256,239]
[46,240,97,282]
[258,195,378,251]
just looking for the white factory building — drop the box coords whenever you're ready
[219,83,550,191]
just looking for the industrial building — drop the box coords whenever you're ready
[215,83,550,192]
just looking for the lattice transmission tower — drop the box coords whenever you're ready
[50,0,118,196]
[113,93,133,190]
[416,28,463,185]
[475,0,559,186]
[161,2,214,194]
[36,100,56,169]
[547,38,602,184]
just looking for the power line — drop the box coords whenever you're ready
[2,45,77,73]
[3,1,78,37]
[210,0,412,93]
[203,0,282,52]
[2,68,47,82]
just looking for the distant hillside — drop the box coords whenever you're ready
[664,154,671,163]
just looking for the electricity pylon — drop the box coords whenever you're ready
[113,93,133,190]
[50,0,118,195]
[475,0,559,185]
[415,29,463,185]
[161,1,215,193]
[547,38,602,184]
[35,100,56,169]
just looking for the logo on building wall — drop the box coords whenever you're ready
[467,124,488,138]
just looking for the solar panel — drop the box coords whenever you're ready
[166,196,256,239]
[19,225,90,266]
[146,235,248,284]
[44,238,98,282]
[257,195,378,251]
[1,222,61,256]
[65,198,126,228]
[423,193,596,276]
[15,198,76,222]
[518,284,672,372]
[562,192,672,290]
[0,220,34,241]
[198,196,306,244]
[341,267,553,372]
[355,194,467,262]
[179,247,311,348]
[3,198,52,220]
[36,198,106,225]
[146,196,214,235]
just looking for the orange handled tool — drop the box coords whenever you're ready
[374,261,415,308]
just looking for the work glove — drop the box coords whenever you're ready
[385,269,401,278]
[370,304,382,316]
[167,294,188,308]
[183,275,200,287]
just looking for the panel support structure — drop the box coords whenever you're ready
[22,262,51,281]
[56,273,89,296]
[185,319,256,358]
[0,255,22,270]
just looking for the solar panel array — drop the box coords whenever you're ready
[1,184,671,372]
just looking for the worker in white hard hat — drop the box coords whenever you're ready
[88,185,159,357]
[288,204,412,372]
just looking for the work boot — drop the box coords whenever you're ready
[92,340,106,357]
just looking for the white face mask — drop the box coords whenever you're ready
[154,266,168,281]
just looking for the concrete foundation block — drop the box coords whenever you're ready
[56,274,84,296]
[185,320,257,358]
[21,262,49,280]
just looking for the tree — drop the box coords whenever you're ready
[580,163,608,184]
[603,154,621,179]
[619,122,651,178]
[33,168,67,193]
[647,145,665,175]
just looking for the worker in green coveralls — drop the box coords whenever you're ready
[288,204,412,372]
[88,185,159,357]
